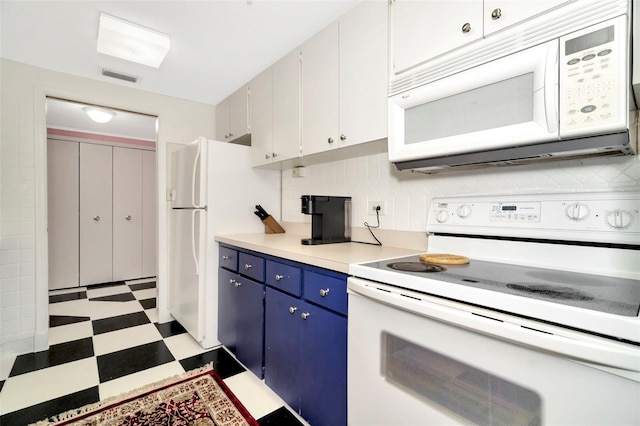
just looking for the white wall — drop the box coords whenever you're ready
[282,149,640,234]
[0,59,215,355]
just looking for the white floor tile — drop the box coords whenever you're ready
[86,300,144,320]
[163,333,207,360]
[131,288,156,300]
[125,277,156,285]
[86,285,132,299]
[224,371,289,421]
[145,308,158,323]
[48,299,92,318]
[0,357,99,415]
[0,351,17,381]
[48,321,94,346]
[98,361,185,400]
[92,324,163,356]
[49,287,87,296]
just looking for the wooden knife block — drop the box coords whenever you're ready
[262,216,285,234]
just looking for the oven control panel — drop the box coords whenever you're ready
[428,192,640,245]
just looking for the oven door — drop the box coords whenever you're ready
[348,278,640,426]
[388,40,559,163]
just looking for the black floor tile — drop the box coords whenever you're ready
[257,406,305,426]
[139,297,156,310]
[97,341,175,383]
[10,337,94,377]
[50,315,90,327]
[129,281,156,291]
[49,291,87,304]
[180,347,245,380]
[0,379,4,393]
[155,320,187,338]
[0,386,99,425]
[87,281,127,289]
[92,311,150,335]
[89,292,136,302]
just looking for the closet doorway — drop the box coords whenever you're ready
[46,98,158,290]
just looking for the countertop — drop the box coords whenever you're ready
[214,233,423,274]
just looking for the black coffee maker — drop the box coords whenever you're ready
[301,195,352,245]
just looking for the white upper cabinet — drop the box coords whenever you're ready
[338,1,388,147]
[272,49,302,163]
[250,67,274,166]
[301,1,388,156]
[216,85,249,143]
[392,1,483,74]
[301,20,340,156]
[391,0,573,75]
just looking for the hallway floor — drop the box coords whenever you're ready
[0,279,305,425]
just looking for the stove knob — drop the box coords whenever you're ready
[566,202,589,221]
[435,209,449,223]
[605,209,633,229]
[456,204,472,218]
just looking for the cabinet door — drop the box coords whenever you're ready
[338,1,389,147]
[80,143,112,286]
[235,275,265,378]
[47,139,79,289]
[113,147,143,281]
[250,67,274,167]
[219,268,239,352]
[141,150,156,278]
[229,85,249,141]
[484,0,572,34]
[298,299,347,426]
[215,97,230,141]
[265,287,302,411]
[273,49,302,162]
[301,20,339,156]
[391,0,483,74]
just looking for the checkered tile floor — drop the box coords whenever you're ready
[0,279,304,425]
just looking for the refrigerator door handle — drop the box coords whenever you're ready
[191,140,201,208]
[191,209,200,275]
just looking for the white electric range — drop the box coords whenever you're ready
[348,192,640,426]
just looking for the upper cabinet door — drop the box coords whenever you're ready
[339,1,388,147]
[112,147,143,281]
[80,143,113,286]
[391,0,483,75]
[214,97,230,141]
[301,20,340,156]
[215,86,249,143]
[484,0,573,34]
[272,49,302,163]
[250,67,274,167]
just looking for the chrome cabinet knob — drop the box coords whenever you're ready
[319,288,330,297]
[93,216,100,222]
[125,215,132,221]
[491,8,502,20]
[265,153,271,159]
[244,264,252,270]
[327,137,334,144]
[234,281,241,288]
[301,312,310,320]
[222,255,230,260]
[272,152,278,158]
[462,22,471,33]
[229,278,236,285]
[340,134,346,141]
[289,306,298,314]
[275,274,284,281]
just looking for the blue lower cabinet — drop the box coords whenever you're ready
[218,265,265,378]
[265,287,347,426]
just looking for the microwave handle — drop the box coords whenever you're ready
[544,41,559,134]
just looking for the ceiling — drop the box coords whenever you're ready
[1,0,359,138]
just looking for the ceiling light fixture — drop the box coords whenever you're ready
[84,107,116,123]
[97,12,170,68]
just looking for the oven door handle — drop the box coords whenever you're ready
[348,278,640,377]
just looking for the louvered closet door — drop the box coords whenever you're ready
[80,143,113,286]
[113,147,143,281]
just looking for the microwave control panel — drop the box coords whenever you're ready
[559,15,627,136]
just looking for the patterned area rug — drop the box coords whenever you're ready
[33,364,259,425]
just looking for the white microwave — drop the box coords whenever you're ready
[389,14,637,172]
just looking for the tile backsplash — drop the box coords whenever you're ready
[282,150,640,233]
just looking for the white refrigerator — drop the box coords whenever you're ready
[169,137,281,348]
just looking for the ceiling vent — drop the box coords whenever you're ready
[101,68,139,83]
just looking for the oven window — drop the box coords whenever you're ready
[404,73,534,144]
[381,332,542,425]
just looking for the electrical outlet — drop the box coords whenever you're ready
[368,201,386,216]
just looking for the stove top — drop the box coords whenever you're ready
[361,255,640,317]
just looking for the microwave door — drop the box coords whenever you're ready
[388,40,559,163]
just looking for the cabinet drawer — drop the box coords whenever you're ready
[304,271,348,315]
[219,247,238,271]
[266,260,302,297]
[239,252,265,282]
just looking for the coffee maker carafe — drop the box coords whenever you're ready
[300,195,351,245]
